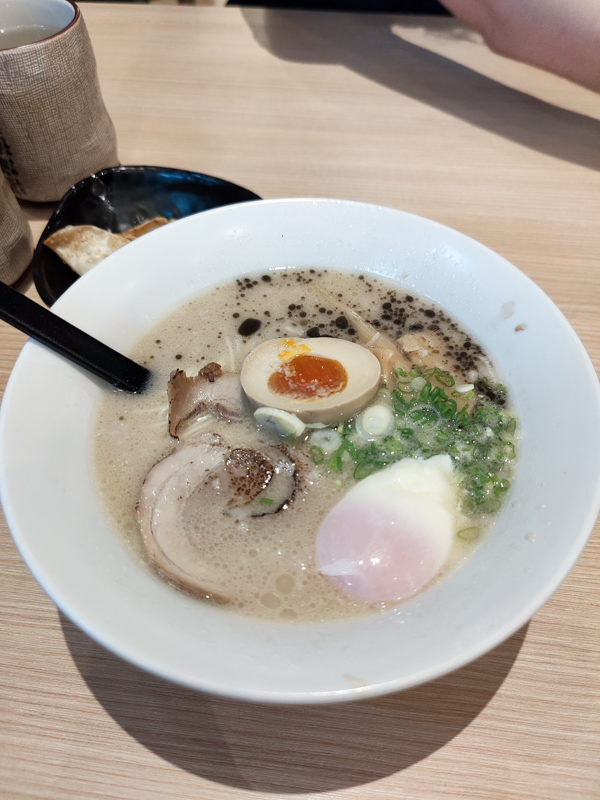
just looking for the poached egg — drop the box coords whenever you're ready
[316,454,458,603]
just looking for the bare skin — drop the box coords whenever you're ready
[440,0,600,92]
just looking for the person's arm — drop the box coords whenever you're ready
[439,0,600,91]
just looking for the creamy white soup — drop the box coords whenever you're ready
[93,269,517,622]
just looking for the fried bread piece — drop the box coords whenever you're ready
[120,217,169,241]
[44,217,170,274]
[43,225,128,275]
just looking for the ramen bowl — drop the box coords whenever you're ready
[1,198,599,703]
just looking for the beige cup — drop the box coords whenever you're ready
[0,169,34,284]
[0,0,118,202]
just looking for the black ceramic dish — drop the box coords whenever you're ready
[32,166,261,306]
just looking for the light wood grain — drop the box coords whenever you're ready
[1,5,599,799]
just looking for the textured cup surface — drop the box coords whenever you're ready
[0,1,118,202]
[0,169,33,284]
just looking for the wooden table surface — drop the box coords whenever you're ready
[1,4,599,798]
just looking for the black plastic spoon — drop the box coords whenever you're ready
[0,281,151,393]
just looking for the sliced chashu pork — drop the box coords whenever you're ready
[137,434,296,599]
[168,365,245,437]
[224,446,296,519]
[137,434,229,598]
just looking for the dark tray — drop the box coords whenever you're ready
[32,165,261,306]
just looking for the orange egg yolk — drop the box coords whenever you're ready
[268,354,348,400]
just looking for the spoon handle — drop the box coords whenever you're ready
[0,281,150,393]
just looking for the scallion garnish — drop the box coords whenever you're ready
[309,363,517,520]
[457,526,480,541]
[309,445,324,465]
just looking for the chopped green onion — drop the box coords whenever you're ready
[434,368,455,387]
[457,526,480,541]
[309,445,324,464]
[310,428,342,454]
[439,399,457,419]
[503,442,515,459]
[354,461,376,480]
[392,391,409,413]
[339,438,358,460]
[455,408,470,427]
[411,376,427,392]
[418,382,432,400]
[308,365,516,520]
[259,498,274,505]
[328,454,343,472]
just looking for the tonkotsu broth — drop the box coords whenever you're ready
[93,269,498,622]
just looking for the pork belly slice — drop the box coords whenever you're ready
[137,436,297,599]
[167,364,245,437]
[137,434,231,599]
[224,446,296,520]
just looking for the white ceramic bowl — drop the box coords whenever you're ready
[2,198,599,703]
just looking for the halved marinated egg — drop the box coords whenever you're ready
[316,455,458,603]
[240,337,381,425]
